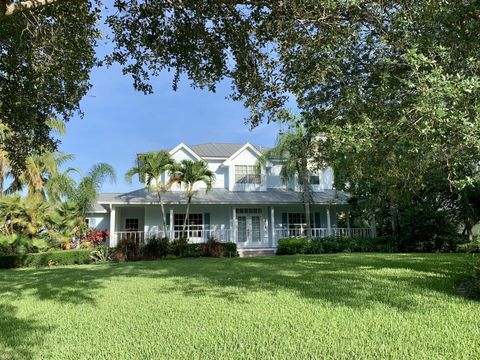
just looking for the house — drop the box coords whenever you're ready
[87,142,373,250]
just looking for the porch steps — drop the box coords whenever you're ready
[238,248,276,257]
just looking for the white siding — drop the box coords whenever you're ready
[85,214,110,230]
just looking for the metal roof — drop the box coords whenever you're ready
[97,188,348,205]
[189,143,269,158]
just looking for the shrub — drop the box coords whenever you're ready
[276,237,309,255]
[0,249,92,269]
[143,237,171,259]
[184,243,203,257]
[202,238,225,257]
[83,229,110,247]
[90,245,112,263]
[113,238,143,262]
[222,242,238,257]
[171,237,189,257]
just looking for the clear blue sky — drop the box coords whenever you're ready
[59,44,281,193]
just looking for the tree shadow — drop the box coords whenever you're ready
[0,304,50,360]
[0,254,470,312]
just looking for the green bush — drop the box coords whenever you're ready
[181,241,237,258]
[0,249,92,269]
[143,237,171,259]
[276,237,309,255]
[172,237,189,257]
[90,245,112,264]
[277,236,391,255]
[113,238,143,262]
[222,242,238,257]
[202,238,225,257]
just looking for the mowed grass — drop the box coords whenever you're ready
[1,254,479,359]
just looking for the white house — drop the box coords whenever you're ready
[87,142,372,250]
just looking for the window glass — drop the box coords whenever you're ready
[174,213,203,237]
[235,165,261,184]
[125,218,139,231]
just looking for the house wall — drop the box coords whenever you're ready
[117,207,145,231]
[227,147,267,191]
[85,213,110,230]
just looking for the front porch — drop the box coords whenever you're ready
[108,204,373,249]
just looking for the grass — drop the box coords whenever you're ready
[0,253,479,359]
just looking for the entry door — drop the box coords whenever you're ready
[237,215,262,247]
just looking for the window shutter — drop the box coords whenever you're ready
[166,214,170,226]
[281,213,288,228]
[314,212,321,228]
[204,213,210,230]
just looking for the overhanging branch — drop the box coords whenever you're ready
[1,0,60,19]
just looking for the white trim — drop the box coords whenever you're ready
[222,142,263,166]
[169,142,203,161]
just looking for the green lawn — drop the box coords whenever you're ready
[1,254,479,359]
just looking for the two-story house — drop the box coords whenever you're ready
[86,142,372,250]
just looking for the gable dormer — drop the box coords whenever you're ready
[223,143,267,191]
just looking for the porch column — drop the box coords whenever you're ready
[270,207,275,247]
[169,208,174,239]
[109,205,116,247]
[232,207,237,243]
[326,206,331,236]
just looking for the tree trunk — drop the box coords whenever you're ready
[157,189,167,238]
[301,158,312,238]
[182,189,192,238]
[390,204,398,235]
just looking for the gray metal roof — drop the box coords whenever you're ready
[189,143,269,158]
[97,188,348,205]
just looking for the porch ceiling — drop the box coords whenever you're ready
[97,188,349,205]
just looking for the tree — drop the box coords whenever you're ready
[169,160,215,237]
[3,1,480,237]
[256,122,316,237]
[70,163,116,217]
[125,151,174,234]
[0,0,99,174]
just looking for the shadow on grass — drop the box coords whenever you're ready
[0,304,49,360]
[0,254,470,310]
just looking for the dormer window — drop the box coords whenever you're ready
[235,165,261,184]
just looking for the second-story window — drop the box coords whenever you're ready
[235,165,261,184]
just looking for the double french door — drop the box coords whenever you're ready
[237,213,262,248]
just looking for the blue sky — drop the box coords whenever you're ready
[59,45,281,193]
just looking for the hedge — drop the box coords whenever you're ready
[276,236,385,255]
[0,249,92,269]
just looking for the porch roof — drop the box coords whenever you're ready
[97,188,349,205]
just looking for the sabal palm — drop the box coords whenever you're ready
[257,126,314,236]
[169,160,215,236]
[125,151,174,233]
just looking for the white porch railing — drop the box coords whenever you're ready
[112,227,372,248]
[272,227,372,247]
[172,228,232,243]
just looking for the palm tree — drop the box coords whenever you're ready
[169,160,215,237]
[257,126,314,237]
[70,163,116,217]
[125,151,174,234]
[12,151,76,201]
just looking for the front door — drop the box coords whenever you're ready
[237,214,263,248]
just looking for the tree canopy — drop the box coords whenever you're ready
[2,0,480,235]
